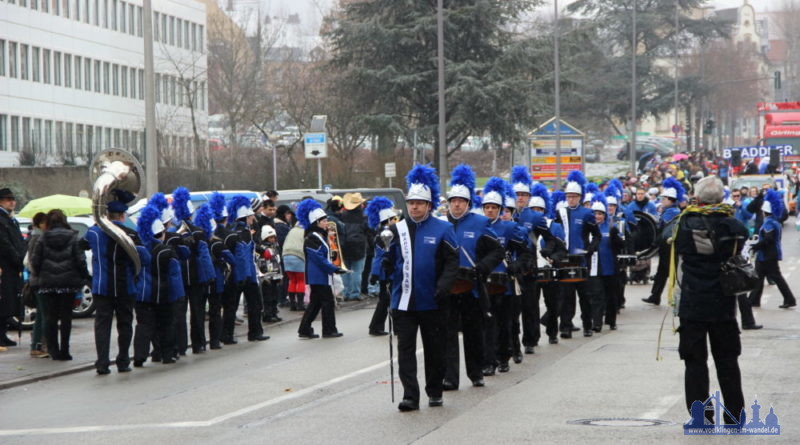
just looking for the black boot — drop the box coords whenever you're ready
[290,293,298,311]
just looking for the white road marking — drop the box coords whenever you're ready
[638,394,681,420]
[0,348,422,437]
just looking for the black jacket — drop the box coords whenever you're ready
[0,208,26,270]
[31,227,90,290]
[339,208,371,263]
[675,211,749,322]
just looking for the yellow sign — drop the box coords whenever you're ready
[531,156,583,164]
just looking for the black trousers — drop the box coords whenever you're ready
[737,293,756,327]
[0,267,21,337]
[536,281,561,340]
[647,246,671,304]
[260,280,280,319]
[678,319,744,424]
[368,280,391,332]
[588,275,618,330]
[484,293,513,367]
[93,295,134,370]
[298,284,338,336]
[559,281,592,332]
[44,293,73,357]
[444,293,485,386]
[617,271,627,308]
[223,280,264,340]
[133,301,175,362]
[749,259,797,306]
[208,290,223,347]
[393,308,446,403]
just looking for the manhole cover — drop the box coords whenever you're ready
[568,418,675,427]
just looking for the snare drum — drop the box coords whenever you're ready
[536,267,557,283]
[450,267,475,294]
[486,272,509,294]
[557,266,588,283]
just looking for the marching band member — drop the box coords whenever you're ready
[366,197,398,336]
[480,178,529,376]
[382,164,459,411]
[297,199,348,339]
[556,171,601,339]
[208,192,235,349]
[442,165,504,390]
[586,195,624,332]
[748,190,797,310]
[643,178,685,306]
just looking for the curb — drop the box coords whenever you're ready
[0,298,375,391]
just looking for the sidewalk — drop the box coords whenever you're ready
[0,298,373,390]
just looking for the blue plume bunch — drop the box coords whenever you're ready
[226,195,251,222]
[511,165,532,186]
[549,190,565,219]
[530,182,551,213]
[567,170,587,187]
[137,205,161,247]
[483,177,508,199]
[608,179,624,199]
[449,164,476,203]
[148,192,170,213]
[503,180,514,203]
[472,195,483,209]
[585,182,600,198]
[662,177,686,202]
[604,183,619,201]
[172,187,193,221]
[764,189,784,219]
[193,204,215,239]
[209,192,227,221]
[296,198,323,229]
[365,196,394,229]
[405,164,440,204]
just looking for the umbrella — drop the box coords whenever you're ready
[18,194,92,218]
[672,153,689,161]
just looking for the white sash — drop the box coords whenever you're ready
[396,219,413,310]
[559,207,570,250]
[312,231,333,286]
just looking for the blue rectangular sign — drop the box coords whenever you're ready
[304,133,326,145]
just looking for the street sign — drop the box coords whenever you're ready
[722,145,793,159]
[528,117,585,182]
[672,124,683,135]
[304,132,328,158]
[384,162,396,178]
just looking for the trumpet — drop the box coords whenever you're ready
[327,220,347,271]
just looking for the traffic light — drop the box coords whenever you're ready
[775,71,782,90]
[704,119,715,135]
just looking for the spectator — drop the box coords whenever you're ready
[0,187,26,349]
[339,193,370,302]
[282,222,306,311]
[266,190,279,202]
[274,206,293,247]
[31,209,90,361]
[254,199,277,242]
[24,212,49,357]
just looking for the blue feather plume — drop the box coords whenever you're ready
[405,164,440,204]
[296,198,323,229]
[662,177,686,202]
[172,187,193,221]
[137,205,161,247]
[226,195,251,222]
[764,189,784,219]
[510,165,531,186]
[148,193,170,212]
[365,196,394,229]
[549,190,565,219]
[585,182,600,198]
[608,179,624,199]
[567,170,587,187]
[193,204,215,239]
[503,180,514,204]
[530,183,551,213]
[483,177,508,199]
[449,164,476,203]
[472,195,483,209]
[209,192,227,221]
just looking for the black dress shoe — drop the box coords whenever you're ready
[498,362,510,373]
[742,324,763,330]
[118,365,132,372]
[133,360,145,368]
[96,368,111,375]
[298,333,320,339]
[323,332,344,338]
[442,380,458,391]
[161,357,176,364]
[641,298,660,306]
[524,346,535,355]
[549,337,558,344]
[248,334,270,341]
[583,330,593,337]
[592,327,602,333]
[369,330,389,336]
[192,346,206,354]
[0,337,17,347]
[609,325,617,331]
[398,399,419,412]
[570,326,581,332]
[471,378,485,387]
[513,353,523,364]
[271,316,283,322]
[210,343,222,350]
[222,338,238,345]
[779,302,797,309]
[482,365,496,376]
[560,331,572,339]
[428,397,444,407]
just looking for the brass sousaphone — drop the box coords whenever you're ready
[90,148,144,274]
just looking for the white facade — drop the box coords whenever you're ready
[0,0,208,168]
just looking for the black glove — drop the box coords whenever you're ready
[369,274,379,285]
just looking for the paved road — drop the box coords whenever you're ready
[1,229,799,444]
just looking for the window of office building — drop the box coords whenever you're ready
[169,16,175,46]
[102,62,109,93]
[55,122,63,154]
[94,0,99,25]
[73,0,79,21]
[138,69,144,100]
[122,129,129,149]
[128,4,134,36]
[44,120,53,154]
[120,66,127,97]
[176,18,182,48]
[33,119,42,154]
[87,124,94,156]
[164,75,170,104]
[114,128,120,146]
[84,57,91,90]
[11,116,20,152]
[191,23,197,51]
[199,25,204,53]
[170,76,176,105]
[32,46,40,82]
[104,127,111,149]
[74,55,82,89]
[53,51,61,85]
[153,12,160,41]
[83,0,89,23]
[62,0,69,19]
[65,122,74,157]
[64,54,72,87]
[111,0,117,31]
[137,6,142,37]
[0,115,8,152]
[94,125,102,151]
[76,124,84,156]
[112,63,119,95]
[22,118,31,153]
[42,49,50,83]
[20,44,29,80]
[9,42,18,78]
[119,1,126,34]
[103,0,108,28]
[184,21,190,50]
[162,14,167,44]
[53,0,60,16]
[129,66,136,99]
[0,40,5,77]
[93,60,100,92]
[155,73,160,102]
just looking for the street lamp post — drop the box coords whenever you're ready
[143,0,158,194]
[554,0,562,188]
[630,0,638,175]
[437,0,447,190]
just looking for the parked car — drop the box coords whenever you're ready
[616,140,676,160]
[276,188,408,217]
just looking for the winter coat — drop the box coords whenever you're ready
[0,207,26,271]
[24,229,43,287]
[31,227,90,291]
[282,226,305,260]
[303,225,340,286]
[339,208,371,263]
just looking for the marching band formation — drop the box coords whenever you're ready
[81,156,794,415]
